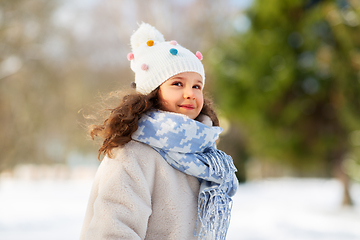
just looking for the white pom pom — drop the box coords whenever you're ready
[130,23,165,51]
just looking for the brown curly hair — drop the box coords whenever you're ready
[89,88,219,160]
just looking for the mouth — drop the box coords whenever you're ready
[179,104,195,110]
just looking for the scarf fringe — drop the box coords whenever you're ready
[195,188,233,240]
[194,148,237,240]
[196,148,237,184]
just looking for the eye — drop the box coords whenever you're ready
[193,84,202,90]
[172,81,183,87]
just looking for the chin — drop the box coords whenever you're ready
[186,113,199,120]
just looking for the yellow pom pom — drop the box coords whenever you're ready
[147,40,154,46]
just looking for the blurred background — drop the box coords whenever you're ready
[1,0,360,239]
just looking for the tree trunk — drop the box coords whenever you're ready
[333,157,353,206]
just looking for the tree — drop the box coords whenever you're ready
[209,0,360,205]
[0,0,63,170]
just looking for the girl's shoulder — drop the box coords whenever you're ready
[108,140,158,161]
[100,140,163,173]
[96,140,161,181]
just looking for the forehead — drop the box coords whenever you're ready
[168,72,203,83]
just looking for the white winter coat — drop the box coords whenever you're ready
[80,140,200,240]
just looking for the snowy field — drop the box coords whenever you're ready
[0,173,360,240]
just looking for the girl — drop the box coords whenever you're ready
[80,23,238,240]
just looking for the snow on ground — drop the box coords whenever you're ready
[0,175,359,240]
[227,178,360,240]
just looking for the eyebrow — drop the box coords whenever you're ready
[169,76,203,84]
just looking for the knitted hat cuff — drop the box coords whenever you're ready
[135,59,205,94]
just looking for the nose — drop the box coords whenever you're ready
[183,87,195,99]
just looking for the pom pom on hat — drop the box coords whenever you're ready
[141,63,148,71]
[170,40,177,45]
[130,23,165,51]
[147,40,154,46]
[170,48,178,55]
[127,52,134,61]
[196,51,203,61]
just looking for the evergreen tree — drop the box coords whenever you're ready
[209,0,360,205]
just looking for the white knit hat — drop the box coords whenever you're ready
[127,23,205,94]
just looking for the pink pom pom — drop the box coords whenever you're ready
[196,51,203,61]
[141,63,148,71]
[170,40,177,45]
[127,52,134,61]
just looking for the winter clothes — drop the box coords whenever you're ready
[132,110,238,239]
[80,114,237,240]
[80,140,200,240]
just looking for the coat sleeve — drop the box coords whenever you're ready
[80,145,155,240]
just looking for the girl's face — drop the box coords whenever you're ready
[158,72,204,119]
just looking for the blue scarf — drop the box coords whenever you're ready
[132,110,238,240]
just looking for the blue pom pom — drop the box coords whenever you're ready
[170,48,178,55]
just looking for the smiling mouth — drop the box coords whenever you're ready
[179,104,195,110]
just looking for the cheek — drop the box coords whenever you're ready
[158,90,174,109]
[197,93,204,106]
[157,90,166,107]
[160,92,171,104]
